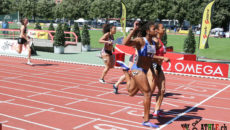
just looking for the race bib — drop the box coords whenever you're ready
[147,45,156,54]
[163,46,166,53]
[152,63,157,69]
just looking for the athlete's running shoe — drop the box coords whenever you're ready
[26,61,33,66]
[99,79,105,84]
[116,61,129,71]
[142,121,159,128]
[113,84,118,94]
[152,111,165,119]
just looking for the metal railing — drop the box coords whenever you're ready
[0,29,78,45]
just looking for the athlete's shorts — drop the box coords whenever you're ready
[18,38,27,44]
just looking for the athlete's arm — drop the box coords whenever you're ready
[122,21,141,47]
[99,32,113,45]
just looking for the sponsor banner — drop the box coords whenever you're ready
[164,52,196,61]
[28,30,48,39]
[162,59,229,78]
[199,0,215,49]
[179,30,189,34]
[0,39,28,55]
[120,1,127,37]
[115,44,135,56]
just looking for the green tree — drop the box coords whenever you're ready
[54,3,63,19]
[48,22,55,31]
[54,23,65,46]
[161,32,167,46]
[184,29,196,54]
[34,21,41,30]
[63,23,70,41]
[154,0,171,21]
[73,22,81,42]
[0,0,11,15]
[187,0,203,25]
[36,0,55,19]
[168,0,188,28]
[89,0,120,21]
[212,0,230,30]
[81,24,90,46]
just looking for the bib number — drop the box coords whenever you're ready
[147,45,156,57]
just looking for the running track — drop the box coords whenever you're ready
[0,56,229,130]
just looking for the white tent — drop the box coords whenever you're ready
[74,18,88,23]
[211,28,223,33]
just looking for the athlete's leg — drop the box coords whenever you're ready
[155,71,165,112]
[99,54,110,83]
[132,71,152,122]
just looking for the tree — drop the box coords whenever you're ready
[81,24,90,46]
[54,23,65,46]
[212,0,230,31]
[48,22,55,31]
[36,0,55,19]
[184,29,196,54]
[15,0,33,18]
[0,0,11,15]
[73,22,81,42]
[34,21,41,30]
[161,32,167,46]
[63,23,70,41]
[187,0,203,25]
[154,0,171,21]
[168,0,188,28]
[89,0,120,21]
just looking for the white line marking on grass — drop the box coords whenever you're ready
[73,118,100,129]
[65,99,88,106]
[0,113,61,130]
[24,108,54,117]
[110,107,131,115]
[157,84,230,130]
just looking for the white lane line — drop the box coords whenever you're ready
[163,102,179,108]
[0,120,8,123]
[73,118,100,129]
[60,86,80,90]
[110,107,131,115]
[27,91,51,97]
[3,96,150,129]
[0,99,15,103]
[96,91,113,97]
[0,85,142,110]
[24,108,54,117]
[0,113,61,130]
[0,92,147,126]
[65,99,88,106]
[157,84,230,130]
[3,124,25,130]
[165,110,230,124]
